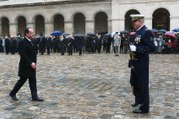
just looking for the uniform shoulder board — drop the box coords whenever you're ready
[145,29,153,33]
[145,28,149,31]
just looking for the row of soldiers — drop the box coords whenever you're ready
[0,33,131,55]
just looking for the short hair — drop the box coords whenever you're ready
[139,18,145,24]
[24,27,30,36]
[24,27,32,36]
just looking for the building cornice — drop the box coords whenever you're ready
[0,0,110,9]
[117,0,177,5]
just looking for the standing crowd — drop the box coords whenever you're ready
[0,32,131,56]
[0,31,179,56]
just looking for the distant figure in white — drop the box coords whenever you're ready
[113,32,121,56]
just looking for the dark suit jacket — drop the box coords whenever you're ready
[18,37,37,77]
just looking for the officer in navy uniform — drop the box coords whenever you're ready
[129,14,156,113]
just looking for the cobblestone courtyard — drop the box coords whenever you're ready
[0,53,179,119]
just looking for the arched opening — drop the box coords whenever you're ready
[54,14,64,32]
[153,8,170,30]
[125,9,140,31]
[17,16,26,35]
[73,13,85,34]
[35,15,45,35]
[1,17,9,36]
[95,12,108,34]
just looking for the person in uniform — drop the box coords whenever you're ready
[9,28,44,101]
[129,14,156,113]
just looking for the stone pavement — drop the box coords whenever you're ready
[0,53,179,119]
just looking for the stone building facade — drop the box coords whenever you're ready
[0,0,178,36]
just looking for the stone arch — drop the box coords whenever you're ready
[73,13,85,34]
[152,8,170,30]
[125,9,140,31]
[1,17,9,36]
[94,12,108,34]
[53,14,64,32]
[35,15,45,35]
[16,16,26,35]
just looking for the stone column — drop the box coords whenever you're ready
[0,22,2,36]
[9,23,17,37]
[111,18,124,32]
[85,20,94,35]
[170,16,179,30]
[27,22,35,31]
[26,15,35,34]
[108,18,112,33]
[45,21,53,36]
[64,21,73,35]
[145,17,152,29]
[119,19,125,32]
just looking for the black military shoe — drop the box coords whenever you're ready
[32,97,44,101]
[9,93,18,101]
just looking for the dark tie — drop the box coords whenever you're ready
[29,41,34,46]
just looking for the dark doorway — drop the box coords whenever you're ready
[1,17,9,36]
[95,12,108,34]
[74,13,85,34]
[17,16,26,35]
[125,9,140,31]
[35,15,45,35]
[54,14,64,32]
[153,8,170,30]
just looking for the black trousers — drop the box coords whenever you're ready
[79,49,82,55]
[10,76,37,98]
[68,46,73,55]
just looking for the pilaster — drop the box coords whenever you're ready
[45,21,53,36]
[64,21,73,35]
[9,22,17,37]
[85,20,95,35]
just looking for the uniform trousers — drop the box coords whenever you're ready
[132,67,149,112]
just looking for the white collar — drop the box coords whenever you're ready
[137,24,144,31]
[25,37,32,42]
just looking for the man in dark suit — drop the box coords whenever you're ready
[129,14,155,113]
[9,28,44,101]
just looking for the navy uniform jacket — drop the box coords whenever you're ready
[132,25,156,68]
[18,38,38,77]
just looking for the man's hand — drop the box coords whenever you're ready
[31,62,36,69]
[129,45,136,52]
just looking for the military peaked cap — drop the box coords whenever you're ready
[130,14,145,21]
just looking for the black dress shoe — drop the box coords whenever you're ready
[32,97,44,101]
[132,104,149,113]
[133,108,149,113]
[9,94,18,101]
[131,103,138,107]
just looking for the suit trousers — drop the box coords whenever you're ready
[10,76,38,98]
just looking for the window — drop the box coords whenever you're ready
[0,0,9,1]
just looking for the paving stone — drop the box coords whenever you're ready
[164,115,177,119]
[100,114,113,119]
[177,113,179,118]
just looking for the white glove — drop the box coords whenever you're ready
[130,45,136,52]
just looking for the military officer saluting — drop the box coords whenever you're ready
[129,14,156,113]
